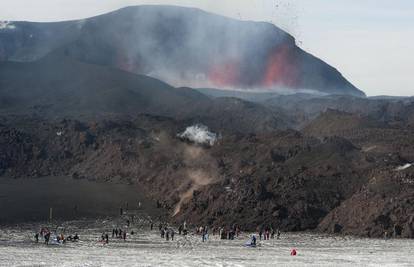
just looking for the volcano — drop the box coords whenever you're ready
[0,5,364,97]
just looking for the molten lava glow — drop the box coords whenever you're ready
[262,45,299,88]
[114,45,300,90]
[208,60,241,88]
[207,46,299,89]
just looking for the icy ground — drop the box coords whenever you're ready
[0,219,413,267]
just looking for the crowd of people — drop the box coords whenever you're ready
[258,227,281,240]
[100,227,134,244]
[34,219,283,248]
[157,222,282,244]
[159,225,175,241]
[35,227,79,245]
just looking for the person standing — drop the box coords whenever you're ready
[44,232,50,245]
[171,229,175,241]
[202,227,208,242]
[251,235,257,246]
[183,222,188,236]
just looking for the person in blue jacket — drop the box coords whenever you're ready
[251,235,257,246]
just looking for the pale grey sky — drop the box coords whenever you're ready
[1,0,413,96]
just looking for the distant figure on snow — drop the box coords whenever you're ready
[171,229,175,241]
[251,235,257,246]
[44,232,51,245]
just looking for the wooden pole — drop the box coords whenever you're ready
[49,207,53,222]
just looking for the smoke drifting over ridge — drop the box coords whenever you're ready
[81,5,296,90]
[0,5,364,96]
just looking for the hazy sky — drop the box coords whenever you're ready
[1,0,413,96]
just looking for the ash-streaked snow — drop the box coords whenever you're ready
[0,219,413,267]
[395,163,412,171]
[0,21,16,30]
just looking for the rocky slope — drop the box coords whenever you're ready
[1,111,413,238]
[319,167,414,238]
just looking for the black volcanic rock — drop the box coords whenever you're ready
[319,167,414,238]
[302,109,386,137]
[0,5,364,97]
[1,106,414,238]
[0,116,369,232]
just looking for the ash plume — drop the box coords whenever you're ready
[0,5,364,97]
[173,145,219,216]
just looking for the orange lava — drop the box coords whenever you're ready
[262,45,299,88]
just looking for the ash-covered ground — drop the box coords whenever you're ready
[0,218,413,267]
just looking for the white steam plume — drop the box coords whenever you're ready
[178,124,218,146]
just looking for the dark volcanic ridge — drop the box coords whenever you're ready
[0,5,364,97]
[0,53,289,133]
